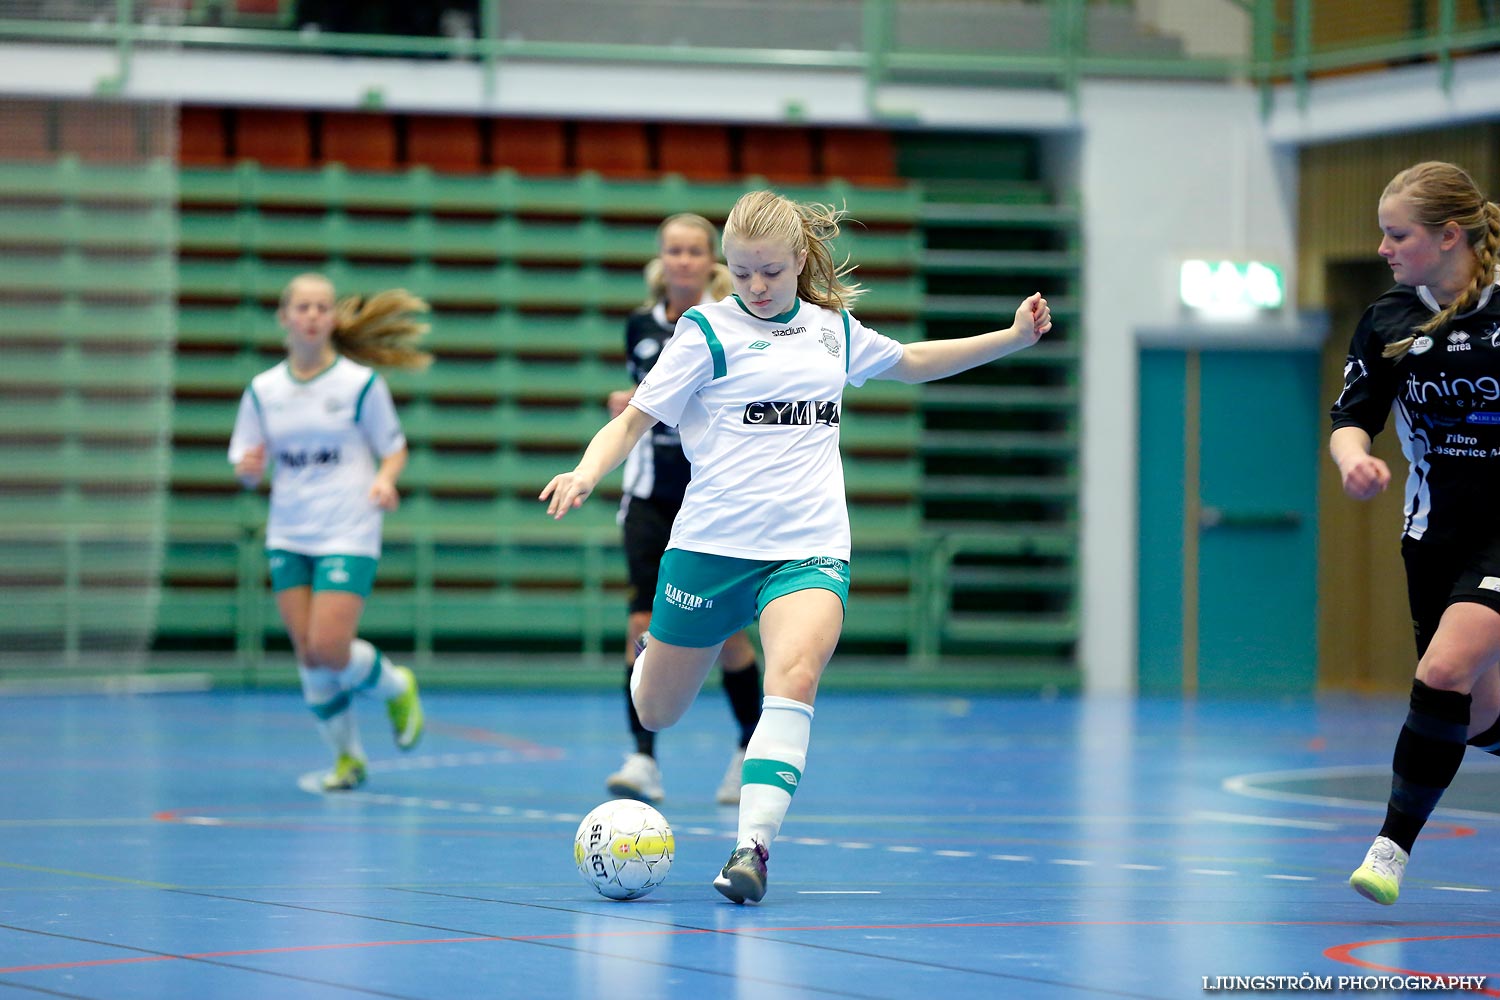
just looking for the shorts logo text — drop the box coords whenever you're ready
[664,583,714,610]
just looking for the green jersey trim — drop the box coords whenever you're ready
[352,372,378,422]
[731,294,801,326]
[841,309,852,374]
[684,307,727,379]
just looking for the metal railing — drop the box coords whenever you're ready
[4,2,1498,113]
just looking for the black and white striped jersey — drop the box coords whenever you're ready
[619,300,701,504]
[1331,281,1500,544]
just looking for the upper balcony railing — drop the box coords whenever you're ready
[2,1,1499,113]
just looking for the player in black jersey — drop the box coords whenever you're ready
[1331,161,1500,904]
[602,213,764,807]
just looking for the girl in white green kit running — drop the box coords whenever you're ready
[229,273,430,792]
[541,191,1051,903]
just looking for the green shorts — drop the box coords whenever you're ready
[649,549,851,648]
[267,550,378,598]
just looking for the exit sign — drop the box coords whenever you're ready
[1179,260,1284,317]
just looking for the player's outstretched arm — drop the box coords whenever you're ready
[540,405,656,519]
[881,292,1052,384]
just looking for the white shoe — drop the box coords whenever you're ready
[716,749,745,805]
[606,752,664,803]
[1349,835,1408,905]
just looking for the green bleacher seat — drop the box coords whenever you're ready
[0,443,166,487]
[0,250,174,297]
[178,164,922,225]
[0,156,174,203]
[0,204,175,251]
[1,396,172,438]
[3,349,174,391]
[9,300,174,345]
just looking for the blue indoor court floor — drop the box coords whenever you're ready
[2,684,1498,999]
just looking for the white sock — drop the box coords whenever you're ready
[338,639,407,700]
[299,664,364,759]
[737,695,814,852]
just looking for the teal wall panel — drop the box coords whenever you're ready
[1137,350,1186,693]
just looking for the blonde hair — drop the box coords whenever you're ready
[723,190,863,311]
[641,213,733,308]
[1379,161,1500,360]
[281,273,433,371]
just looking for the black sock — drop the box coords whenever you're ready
[721,660,763,748]
[624,663,654,757]
[1379,679,1471,853]
[1467,717,1500,757]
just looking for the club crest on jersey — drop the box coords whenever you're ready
[821,329,841,357]
[1410,335,1435,355]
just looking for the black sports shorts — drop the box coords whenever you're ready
[1401,534,1500,659]
[622,495,682,615]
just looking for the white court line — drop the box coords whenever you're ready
[798,891,881,895]
[1433,885,1492,893]
[1222,765,1500,821]
[1192,810,1337,830]
[1264,874,1315,881]
[1189,869,1235,876]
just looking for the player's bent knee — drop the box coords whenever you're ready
[306,639,351,670]
[1416,659,1480,694]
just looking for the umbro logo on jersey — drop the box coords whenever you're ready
[749,341,770,350]
[1448,331,1472,352]
[814,566,845,582]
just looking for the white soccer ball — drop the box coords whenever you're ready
[573,799,675,900]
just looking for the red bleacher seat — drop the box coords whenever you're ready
[489,118,567,175]
[657,123,733,181]
[178,106,228,166]
[322,112,397,170]
[574,121,651,177]
[739,126,816,183]
[0,99,54,161]
[406,115,483,173]
[822,128,897,185]
[58,101,141,163]
[234,108,312,168]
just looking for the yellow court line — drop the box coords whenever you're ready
[0,860,179,890]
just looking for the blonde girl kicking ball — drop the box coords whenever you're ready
[542,191,1051,903]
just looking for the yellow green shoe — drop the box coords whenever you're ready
[320,753,367,792]
[1349,836,1407,905]
[386,665,424,751]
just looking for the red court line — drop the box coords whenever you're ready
[1324,934,1500,996]
[7,920,1500,976]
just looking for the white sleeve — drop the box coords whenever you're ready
[227,388,264,464]
[356,374,407,457]
[629,319,715,428]
[844,311,905,387]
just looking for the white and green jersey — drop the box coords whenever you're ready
[228,356,406,558]
[629,295,903,561]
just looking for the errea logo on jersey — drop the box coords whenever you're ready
[1449,331,1472,352]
